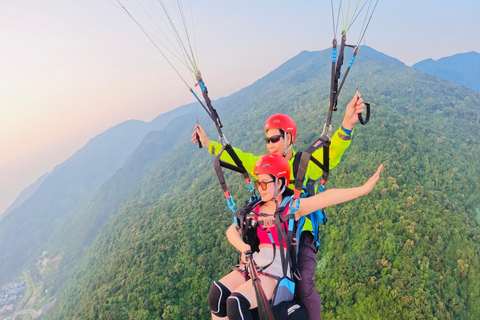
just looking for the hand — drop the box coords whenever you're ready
[240,245,252,264]
[342,91,366,130]
[191,124,211,148]
[362,164,383,195]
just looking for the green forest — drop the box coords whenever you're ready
[44,48,480,319]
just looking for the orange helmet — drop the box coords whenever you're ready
[254,154,291,187]
[264,114,297,144]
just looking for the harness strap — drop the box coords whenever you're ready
[195,75,225,140]
[235,194,301,289]
[214,144,255,213]
[293,136,330,200]
[330,32,347,114]
[234,198,263,230]
[359,102,371,125]
[276,221,294,277]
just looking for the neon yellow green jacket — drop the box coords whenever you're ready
[208,125,352,191]
[209,125,352,231]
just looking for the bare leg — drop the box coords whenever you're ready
[234,275,277,309]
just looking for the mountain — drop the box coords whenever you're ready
[2,46,479,319]
[1,172,51,219]
[38,112,201,299]
[0,105,192,285]
[413,52,480,94]
[42,46,480,320]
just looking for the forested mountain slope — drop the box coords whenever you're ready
[47,47,480,320]
[0,105,190,285]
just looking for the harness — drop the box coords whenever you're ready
[291,151,328,248]
[288,28,375,248]
[233,196,299,307]
[194,73,258,213]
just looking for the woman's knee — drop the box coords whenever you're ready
[208,281,231,318]
[226,292,253,320]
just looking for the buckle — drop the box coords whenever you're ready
[263,217,274,229]
[294,268,302,281]
[291,237,298,246]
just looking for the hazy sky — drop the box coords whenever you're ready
[1,0,479,214]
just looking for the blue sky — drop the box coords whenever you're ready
[1,0,479,214]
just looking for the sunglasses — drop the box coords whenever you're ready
[254,180,275,191]
[265,134,283,144]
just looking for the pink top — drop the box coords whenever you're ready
[254,202,290,246]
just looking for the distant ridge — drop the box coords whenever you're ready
[413,51,480,94]
[2,172,51,219]
[0,103,193,285]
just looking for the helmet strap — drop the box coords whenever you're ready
[279,178,286,195]
[282,132,293,157]
[272,177,286,199]
[273,178,279,199]
[271,180,281,211]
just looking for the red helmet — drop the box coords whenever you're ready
[264,114,297,144]
[254,154,291,187]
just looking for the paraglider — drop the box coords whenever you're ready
[114,1,381,319]
[210,154,382,320]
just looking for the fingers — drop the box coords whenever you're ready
[191,125,202,143]
[191,127,198,140]
[348,94,357,107]
[354,97,365,119]
[348,93,363,110]
[356,105,365,115]
[364,164,383,194]
[356,97,363,107]
[345,95,365,126]
[353,91,364,108]
[369,164,383,180]
[352,91,361,103]
[355,100,365,111]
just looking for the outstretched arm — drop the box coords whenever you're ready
[327,92,366,168]
[192,125,260,175]
[295,164,383,219]
[308,92,365,176]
